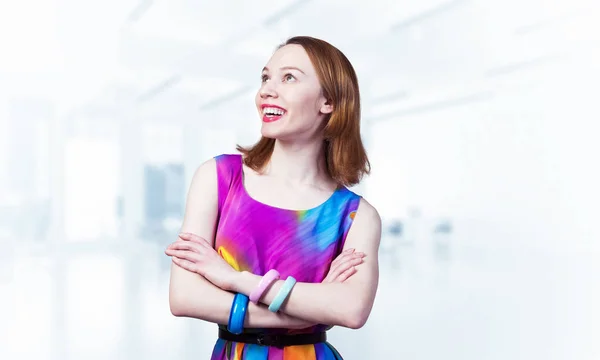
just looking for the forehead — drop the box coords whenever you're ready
[265,44,315,74]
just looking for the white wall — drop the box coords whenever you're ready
[366,54,600,256]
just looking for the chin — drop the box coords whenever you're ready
[260,121,286,139]
[260,126,281,139]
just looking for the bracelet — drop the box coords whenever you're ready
[268,276,297,313]
[227,293,249,335]
[249,269,280,304]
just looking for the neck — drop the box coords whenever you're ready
[265,137,330,186]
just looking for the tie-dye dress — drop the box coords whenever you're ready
[209,154,361,360]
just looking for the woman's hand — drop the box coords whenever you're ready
[165,232,238,291]
[322,248,366,283]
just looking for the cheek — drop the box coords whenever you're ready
[287,91,320,113]
[254,91,261,108]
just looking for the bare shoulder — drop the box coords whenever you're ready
[345,196,382,248]
[180,157,220,243]
[191,157,218,185]
[185,157,219,208]
[185,156,219,210]
[355,197,381,227]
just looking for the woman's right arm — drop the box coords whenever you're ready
[168,158,311,329]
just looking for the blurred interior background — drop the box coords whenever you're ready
[1,0,599,359]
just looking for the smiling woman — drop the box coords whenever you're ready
[241,37,368,187]
[165,36,381,360]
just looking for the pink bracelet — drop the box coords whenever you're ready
[249,269,280,304]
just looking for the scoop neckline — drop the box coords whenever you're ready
[238,156,343,213]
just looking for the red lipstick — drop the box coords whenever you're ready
[261,104,287,123]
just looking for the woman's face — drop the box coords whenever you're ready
[255,44,333,142]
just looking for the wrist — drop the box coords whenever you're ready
[221,270,241,292]
[230,270,255,294]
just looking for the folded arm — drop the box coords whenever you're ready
[170,264,312,329]
[168,159,312,329]
[230,198,382,329]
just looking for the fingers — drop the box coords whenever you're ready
[330,254,364,277]
[167,240,202,253]
[332,249,365,265]
[179,232,210,245]
[165,249,200,263]
[323,251,366,283]
[171,257,199,273]
[165,233,211,255]
[330,250,365,270]
[336,266,357,282]
[330,248,355,267]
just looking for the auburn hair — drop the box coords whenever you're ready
[236,35,370,187]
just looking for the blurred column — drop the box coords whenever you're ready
[6,97,55,241]
[119,113,144,242]
[48,112,67,244]
[6,98,37,198]
[121,253,143,358]
[118,110,145,358]
[48,112,67,360]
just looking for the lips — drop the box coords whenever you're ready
[263,113,283,123]
[261,104,287,123]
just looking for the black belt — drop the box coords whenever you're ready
[218,328,326,348]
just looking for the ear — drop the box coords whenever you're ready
[320,99,334,114]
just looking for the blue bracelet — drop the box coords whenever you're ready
[268,276,297,313]
[227,293,249,334]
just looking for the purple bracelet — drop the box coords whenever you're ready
[249,269,280,304]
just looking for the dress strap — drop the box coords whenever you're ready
[214,154,244,214]
[336,189,362,254]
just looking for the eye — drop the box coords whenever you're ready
[283,73,296,82]
[261,74,269,83]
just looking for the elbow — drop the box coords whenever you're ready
[334,290,375,329]
[343,312,369,330]
[170,304,185,317]
[169,299,183,317]
[169,288,219,321]
[341,305,371,330]
[169,292,188,317]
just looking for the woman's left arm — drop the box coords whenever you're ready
[231,198,381,329]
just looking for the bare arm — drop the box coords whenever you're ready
[168,158,312,329]
[230,198,382,329]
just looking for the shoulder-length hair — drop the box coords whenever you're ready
[236,35,370,187]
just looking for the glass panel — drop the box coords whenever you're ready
[64,121,119,242]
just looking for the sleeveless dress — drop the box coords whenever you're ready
[209,154,362,360]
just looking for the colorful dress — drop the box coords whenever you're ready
[210,154,361,360]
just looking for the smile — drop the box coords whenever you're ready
[261,104,287,123]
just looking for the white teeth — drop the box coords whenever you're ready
[263,107,285,116]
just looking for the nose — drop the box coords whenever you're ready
[259,81,278,99]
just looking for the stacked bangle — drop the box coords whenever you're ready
[249,269,280,304]
[268,276,297,313]
[227,293,249,334]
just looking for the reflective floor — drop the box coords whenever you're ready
[1,230,598,360]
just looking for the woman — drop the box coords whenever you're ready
[165,36,381,359]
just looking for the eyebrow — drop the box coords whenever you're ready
[262,66,306,75]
